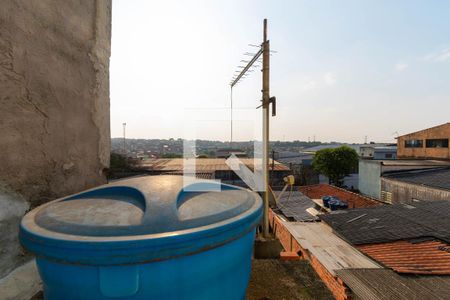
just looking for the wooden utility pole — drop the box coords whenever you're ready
[262,19,270,238]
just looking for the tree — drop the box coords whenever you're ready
[312,146,358,187]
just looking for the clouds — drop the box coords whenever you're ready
[424,46,450,62]
[299,79,318,91]
[394,63,408,72]
[323,72,337,85]
[298,72,337,92]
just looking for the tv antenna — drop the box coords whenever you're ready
[228,19,277,238]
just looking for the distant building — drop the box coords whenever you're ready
[360,145,397,160]
[301,143,396,189]
[397,122,450,160]
[381,168,450,204]
[215,148,248,158]
[140,158,291,188]
[274,152,318,186]
[358,159,450,199]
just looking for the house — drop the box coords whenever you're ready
[359,145,397,159]
[381,168,450,204]
[397,122,450,160]
[358,159,450,199]
[270,186,450,299]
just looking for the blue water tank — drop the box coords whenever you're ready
[20,175,262,300]
[322,196,331,208]
[339,201,349,209]
[328,198,340,211]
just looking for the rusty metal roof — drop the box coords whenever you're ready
[358,240,450,275]
[140,158,290,172]
[165,171,214,180]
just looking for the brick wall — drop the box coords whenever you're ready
[397,123,450,159]
[299,184,382,208]
[269,209,352,300]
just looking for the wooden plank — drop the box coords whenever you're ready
[284,222,381,274]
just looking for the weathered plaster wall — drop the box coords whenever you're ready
[358,160,382,199]
[0,0,111,279]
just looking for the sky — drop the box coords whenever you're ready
[111,0,450,143]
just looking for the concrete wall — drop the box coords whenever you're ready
[397,123,450,159]
[0,0,111,279]
[381,178,450,204]
[358,160,382,199]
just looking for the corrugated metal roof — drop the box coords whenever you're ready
[358,240,450,275]
[165,171,214,180]
[383,168,450,191]
[274,191,318,221]
[320,201,450,245]
[141,158,290,172]
[336,268,450,300]
[299,184,381,208]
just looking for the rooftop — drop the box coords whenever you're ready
[397,122,450,138]
[299,184,381,208]
[283,222,381,275]
[320,201,450,245]
[362,159,450,166]
[357,239,450,275]
[140,158,290,172]
[273,190,318,222]
[336,268,450,300]
[383,168,450,191]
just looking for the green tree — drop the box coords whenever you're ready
[312,146,358,187]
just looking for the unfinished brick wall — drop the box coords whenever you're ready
[269,210,352,300]
[299,184,382,208]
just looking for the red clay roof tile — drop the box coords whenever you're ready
[357,240,450,275]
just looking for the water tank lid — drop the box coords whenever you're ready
[20,175,262,264]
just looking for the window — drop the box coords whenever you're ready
[426,139,449,148]
[381,191,392,204]
[385,153,393,158]
[404,139,423,148]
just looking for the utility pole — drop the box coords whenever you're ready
[262,19,270,238]
[271,150,276,187]
[229,19,275,238]
[230,87,233,147]
[123,122,127,155]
